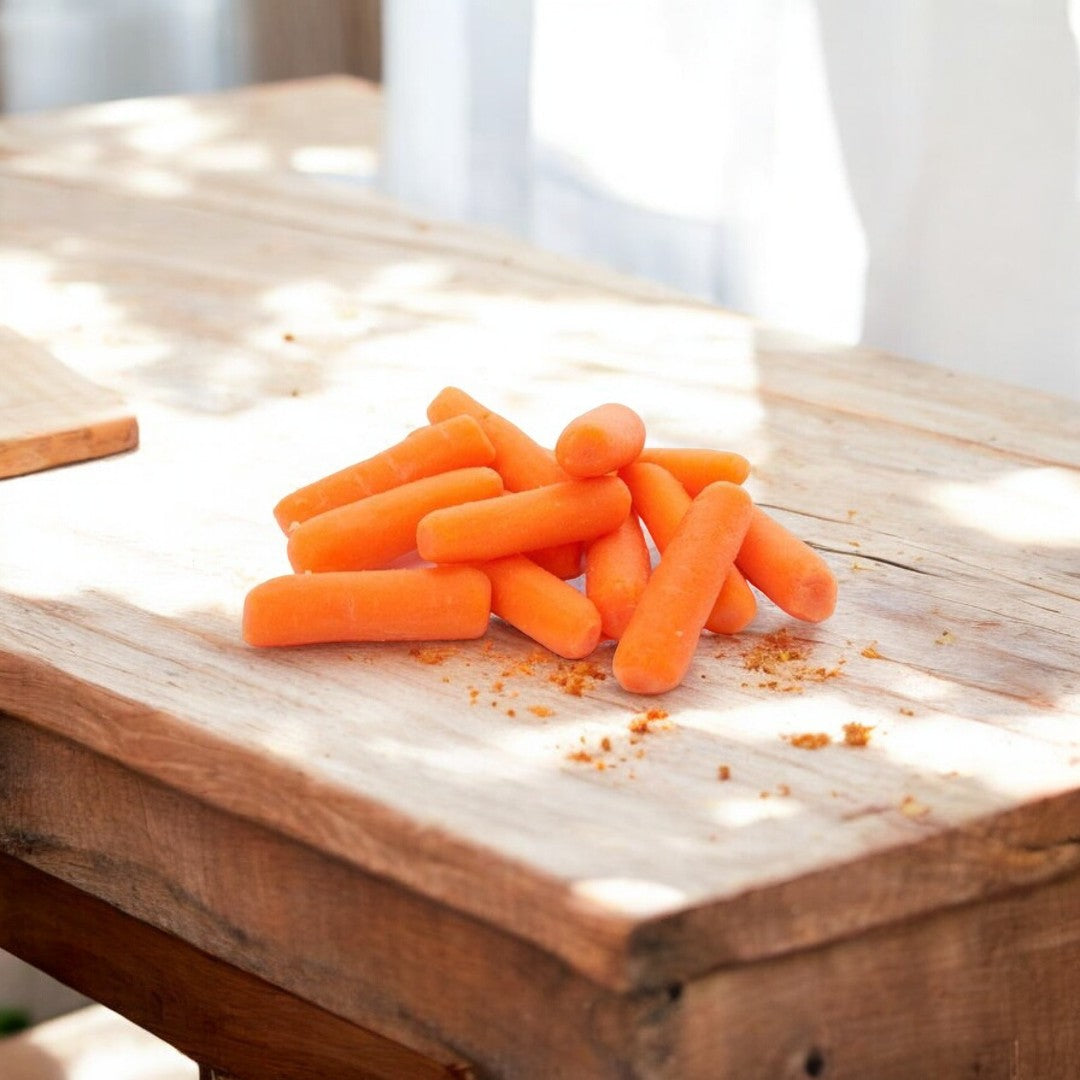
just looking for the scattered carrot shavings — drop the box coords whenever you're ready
[528,705,554,718]
[843,722,874,747]
[628,707,671,735]
[742,629,808,673]
[549,659,607,697]
[566,749,592,763]
[861,643,882,659]
[717,765,731,781]
[411,645,461,665]
[785,732,832,750]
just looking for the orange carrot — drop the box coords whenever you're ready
[585,514,651,640]
[706,565,758,635]
[636,447,751,495]
[427,386,569,491]
[428,387,582,576]
[613,482,754,694]
[274,414,495,532]
[480,555,601,660]
[242,567,491,647]
[416,475,630,564]
[528,541,584,580]
[555,403,646,477]
[287,466,503,573]
[735,507,837,623]
[621,461,756,634]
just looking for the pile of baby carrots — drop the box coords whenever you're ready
[242,387,837,695]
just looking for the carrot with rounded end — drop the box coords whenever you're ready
[613,482,754,694]
[636,448,751,494]
[274,414,495,533]
[585,514,651,640]
[706,565,758,635]
[427,386,569,491]
[735,507,837,623]
[242,567,492,647]
[556,403,646,477]
[287,466,503,573]
[621,461,757,634]
[416,475,631,564]
[428,387,582,576]
[479,555,601,660]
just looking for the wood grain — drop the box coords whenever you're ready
[0,327,137,478]
[0,849,464,1080]
[0,75,1077,1026]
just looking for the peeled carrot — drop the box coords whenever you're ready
[585,514,651,640]
[528,542,584,580]
[556,403,646,477]
[287,466,503,573]
[621,461,757,634]
[736,507,837,623]
[480,555,601,660]
[613,482,754,694]
[706,565,758,635]
[636,447,751,495]
[274,414,495,533]
[416,475,630,564]
[427,386,569,492]
[243,567,491,647]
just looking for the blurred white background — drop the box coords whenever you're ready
[2,0,1078,400]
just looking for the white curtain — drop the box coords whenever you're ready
[383,0,1080,400]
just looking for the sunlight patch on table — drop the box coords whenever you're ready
[929,468,1080,546]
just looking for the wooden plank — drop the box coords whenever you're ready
[0,716,672,1078]
[0,78,1077,1001]
[0,851,467,1080]
[5,716,1080,1078]
[0,328,138,479]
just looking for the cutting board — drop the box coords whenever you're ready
[0,328,138,480]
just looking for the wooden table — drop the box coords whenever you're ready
[2,77,1079,1079]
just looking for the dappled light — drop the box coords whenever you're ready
[2,78,1078,975]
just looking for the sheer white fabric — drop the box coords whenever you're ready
[383,0,1080,399]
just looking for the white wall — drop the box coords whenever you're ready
[383,0,1080,400]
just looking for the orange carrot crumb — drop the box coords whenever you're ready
[900,795,930,819]
[899,707,915,717]
[600,736,612,752]
[411,645,461,665]
[717,765,731,781]
[842,722,874,747]
[861,643,882,659]
[529,705,554,718]
[785,732,832,750]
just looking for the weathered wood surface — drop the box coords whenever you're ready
[1,76,1078,1015]
[0,850,464,1080]
[0,327,137,478]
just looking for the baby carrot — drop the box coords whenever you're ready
[428,387,582,575]
[480,555,602,660]
[427,386,569,491]
[528,541,584,580]
[585,514,651,640]
[736,507,837,623]
[416,475,631,564]
[706,565,758,635]
[636,448,751,495]
[620,460,756,634]
[613,482,753,694]
[287,466,503,573]
[242,567,492,647]
[273,414,495,532]
[555,403,646,477]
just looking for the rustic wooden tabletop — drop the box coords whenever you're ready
[1,77,1079,1079]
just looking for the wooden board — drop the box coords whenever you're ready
[0,327,138,479]
[0,77,1079,1014]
